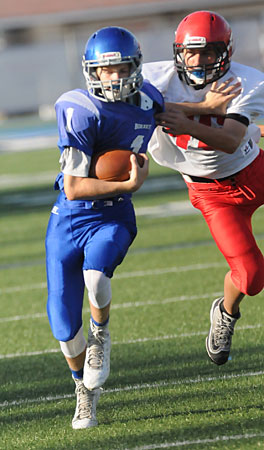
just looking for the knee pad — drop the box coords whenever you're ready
[231,251,264,296]
[83,269,112,309]
[245,265,264,296]
[248,252,264,295]
[59,326,87,358]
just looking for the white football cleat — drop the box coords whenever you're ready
[72,377,101,429]
[206,297,240,365]
[83,319,111,389]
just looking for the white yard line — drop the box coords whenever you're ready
[114,262,225,279]
[1,369,263,408]
[131,432,264,449]
[0,291,221,323]
[0,261,227,295]
[0,261,262,357]
[0,172,57,188]
[0,323,262,360]
[136,200,197,218]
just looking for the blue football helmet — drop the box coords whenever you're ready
[82,26,143,102]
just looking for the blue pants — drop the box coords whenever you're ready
[45,194,137,341]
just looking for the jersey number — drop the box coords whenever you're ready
[130,135,145,153]
[174,115,224,150]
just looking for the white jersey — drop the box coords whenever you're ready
[142,60,264,178]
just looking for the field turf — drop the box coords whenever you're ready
[0,146,263,449]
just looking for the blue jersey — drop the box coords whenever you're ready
[54,81,164,193]
[46,82,163,341]
[46,82,163,340]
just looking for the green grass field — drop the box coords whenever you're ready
[0,145,264,449]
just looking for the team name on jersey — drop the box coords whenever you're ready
[135,123,152,130]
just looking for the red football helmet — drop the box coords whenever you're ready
[174,11,233,89]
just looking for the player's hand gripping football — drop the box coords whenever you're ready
[126,152,149,192]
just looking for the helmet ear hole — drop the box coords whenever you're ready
[82,26,143,102]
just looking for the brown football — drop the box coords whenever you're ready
[89,149,144,181]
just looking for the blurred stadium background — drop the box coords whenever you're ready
[0,0,264,152]
[1,5,264,446]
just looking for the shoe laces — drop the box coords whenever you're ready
[214,313,235,348]
[75,380,95,420]
[87,322,108,369]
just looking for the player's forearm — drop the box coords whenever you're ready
[64,171,147,201]
[165,101,213,116]
[64,176,130,200]
[158,108,246,153]
[181,119,241,153]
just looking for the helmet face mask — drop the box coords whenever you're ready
[174,41,230,88]
[174,11,233,89]
[82,27,143,102]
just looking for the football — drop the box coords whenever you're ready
[89,149,145,181]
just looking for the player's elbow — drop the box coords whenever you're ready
[64,186,76,201]
[224,144,239,154]
[223,137,242,154]
[222,121,247,153]
[64,175,79,200]
[65,192,76,201]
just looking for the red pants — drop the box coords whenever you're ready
[186,150,264,296]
